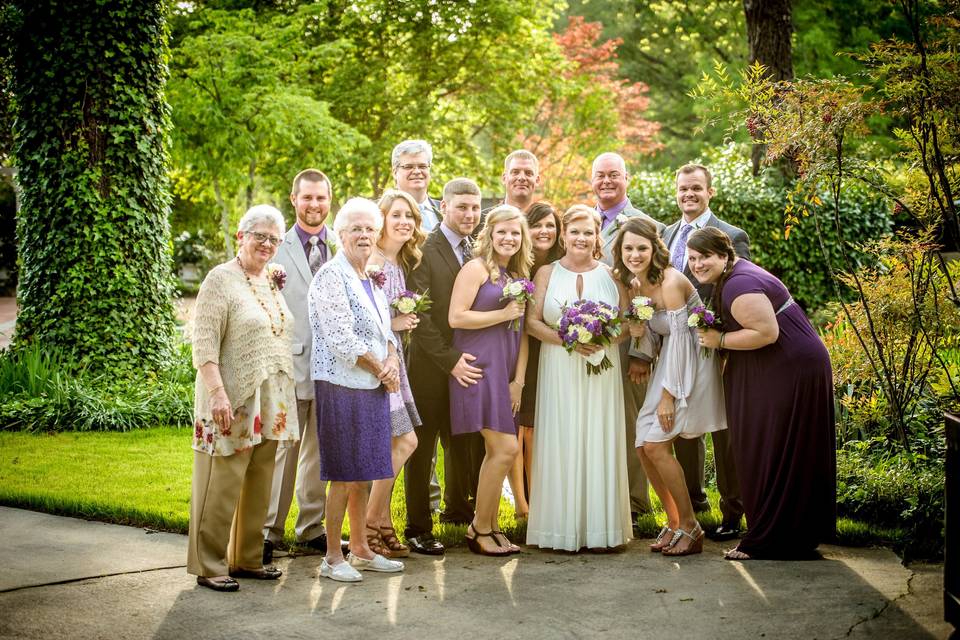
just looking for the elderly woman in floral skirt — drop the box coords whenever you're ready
[188,204,300,592]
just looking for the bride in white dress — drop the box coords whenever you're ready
[525,205,632,551]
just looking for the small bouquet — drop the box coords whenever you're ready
[365,264,387,288]
[267,263,286,291]
[391,289,433,348]
[687,304,720,358]
[557,299,622,375]
[499,278,535,331]
[624,295,655,348]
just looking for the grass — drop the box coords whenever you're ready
[0,427,896,550]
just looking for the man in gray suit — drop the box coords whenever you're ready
[262,168,338,562]
[663,163,750,541]
[592,152,662,529]
[393,139,443,233]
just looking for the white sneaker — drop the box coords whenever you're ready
[347,552,404,573]
[319,558,362,582]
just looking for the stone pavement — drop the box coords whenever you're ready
[0,506,952,640]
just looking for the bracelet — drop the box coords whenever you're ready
[208,385,224,395]
[719,332,726,349]
[511,380,525,387]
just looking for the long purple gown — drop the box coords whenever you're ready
[720,259,836,559]
[449,269,521,435]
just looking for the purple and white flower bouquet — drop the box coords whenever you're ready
[499,277,535,331]
[624,295,655,349]
[557,299,622,375]
[391,289,433,348]
[687,304,720,358]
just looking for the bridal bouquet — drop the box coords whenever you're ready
[499,278,535,331]
[624,295,655,349]
[391,290,433,348]
[687,304,720,358]
[557,299,622,375]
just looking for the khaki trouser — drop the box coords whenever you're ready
[187,439,278,577]
[263,399,327,543]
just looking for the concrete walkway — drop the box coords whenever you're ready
[0,507,951,640]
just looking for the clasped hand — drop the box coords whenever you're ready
[628,321,646,338]
[697,328,721,349]
[573,342,602,357]
[378,356,400,393]
[502,300,524,321]
[392,313,419,332]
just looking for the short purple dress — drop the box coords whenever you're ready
[720,259,836,558]
[449,269,522,435]
[381,258,422,437]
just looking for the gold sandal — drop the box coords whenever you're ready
[378,525,410,558]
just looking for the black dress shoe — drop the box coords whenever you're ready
[692,500,712,514]
[262,539,274,565]
[302,534,328,552]
[407,534,445,555]
[707,524,742,542]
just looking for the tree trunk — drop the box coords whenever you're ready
[743,0,794,174]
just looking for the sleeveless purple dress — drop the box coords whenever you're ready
[720,259,836,558]
[449,269,522,435]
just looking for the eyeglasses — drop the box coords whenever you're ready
[398,163,431,172]
[248,231,282,246]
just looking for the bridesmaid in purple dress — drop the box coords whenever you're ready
[687,227,836,560]
[363,189,427,559]
[448,205,533,556]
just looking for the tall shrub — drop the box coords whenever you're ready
[7,0,177,372]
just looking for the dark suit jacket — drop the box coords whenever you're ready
[407,226,462,401]
[662,212,750,306]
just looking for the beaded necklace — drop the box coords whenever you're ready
[236,256,285,337]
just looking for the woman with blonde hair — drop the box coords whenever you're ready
[525,204,633,551]
[362,189,425,558]
[448,204,533,555]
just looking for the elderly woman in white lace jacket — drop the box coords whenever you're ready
[188,204,300,592]
[309,197,405,583]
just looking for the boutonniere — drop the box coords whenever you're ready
[613,213,629,231]
[365,264,387,288]
[267,263,286,290]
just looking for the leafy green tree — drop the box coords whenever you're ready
[8,0,178,372]
[167,7,366,255]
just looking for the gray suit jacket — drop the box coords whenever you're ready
[662,212,750,307]
[274,225,337,399]
[599,200,665,266]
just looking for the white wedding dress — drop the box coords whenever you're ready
[526,262,632,551]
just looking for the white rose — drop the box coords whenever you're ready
[503,281,522,297]
[396,298,416,314]
[687,313,701,327]
[575,326,593,343]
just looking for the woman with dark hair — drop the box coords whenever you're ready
[611,218,726,556]
[687,227,836,560]
[509,201,563,518]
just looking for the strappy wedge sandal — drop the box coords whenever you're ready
[492,530,521,554]
[365,524,387,557]
[650,526,675,552]
[378,525,410,558]
[662,523,704,557]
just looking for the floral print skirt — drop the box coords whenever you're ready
[193,372,298,456]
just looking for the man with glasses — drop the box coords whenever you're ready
[392,139,442,232]
[592,152,661,535]
[262,168,339,563]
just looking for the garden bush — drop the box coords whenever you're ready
[0,343,192,432]
[629,143,892,313]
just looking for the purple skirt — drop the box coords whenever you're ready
[315,380,392,482]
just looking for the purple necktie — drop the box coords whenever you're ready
[671,224,693,271]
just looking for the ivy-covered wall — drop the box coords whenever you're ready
[8,0,177,371]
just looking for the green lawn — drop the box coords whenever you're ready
[0,427,879,549]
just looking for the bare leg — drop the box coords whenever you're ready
[507,430,529,518]
[346,482,375,559]
[470,429,518,553]
[521,426,533,490]
[324,481,349,565]
[643,440,701,554]
[637,446,680,528]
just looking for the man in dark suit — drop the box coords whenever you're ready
[404,177,485,555]
[593,152,663,530]
[664,163,750,541]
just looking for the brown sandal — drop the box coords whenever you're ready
[378,525,410,558]
[365,525,387,556]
